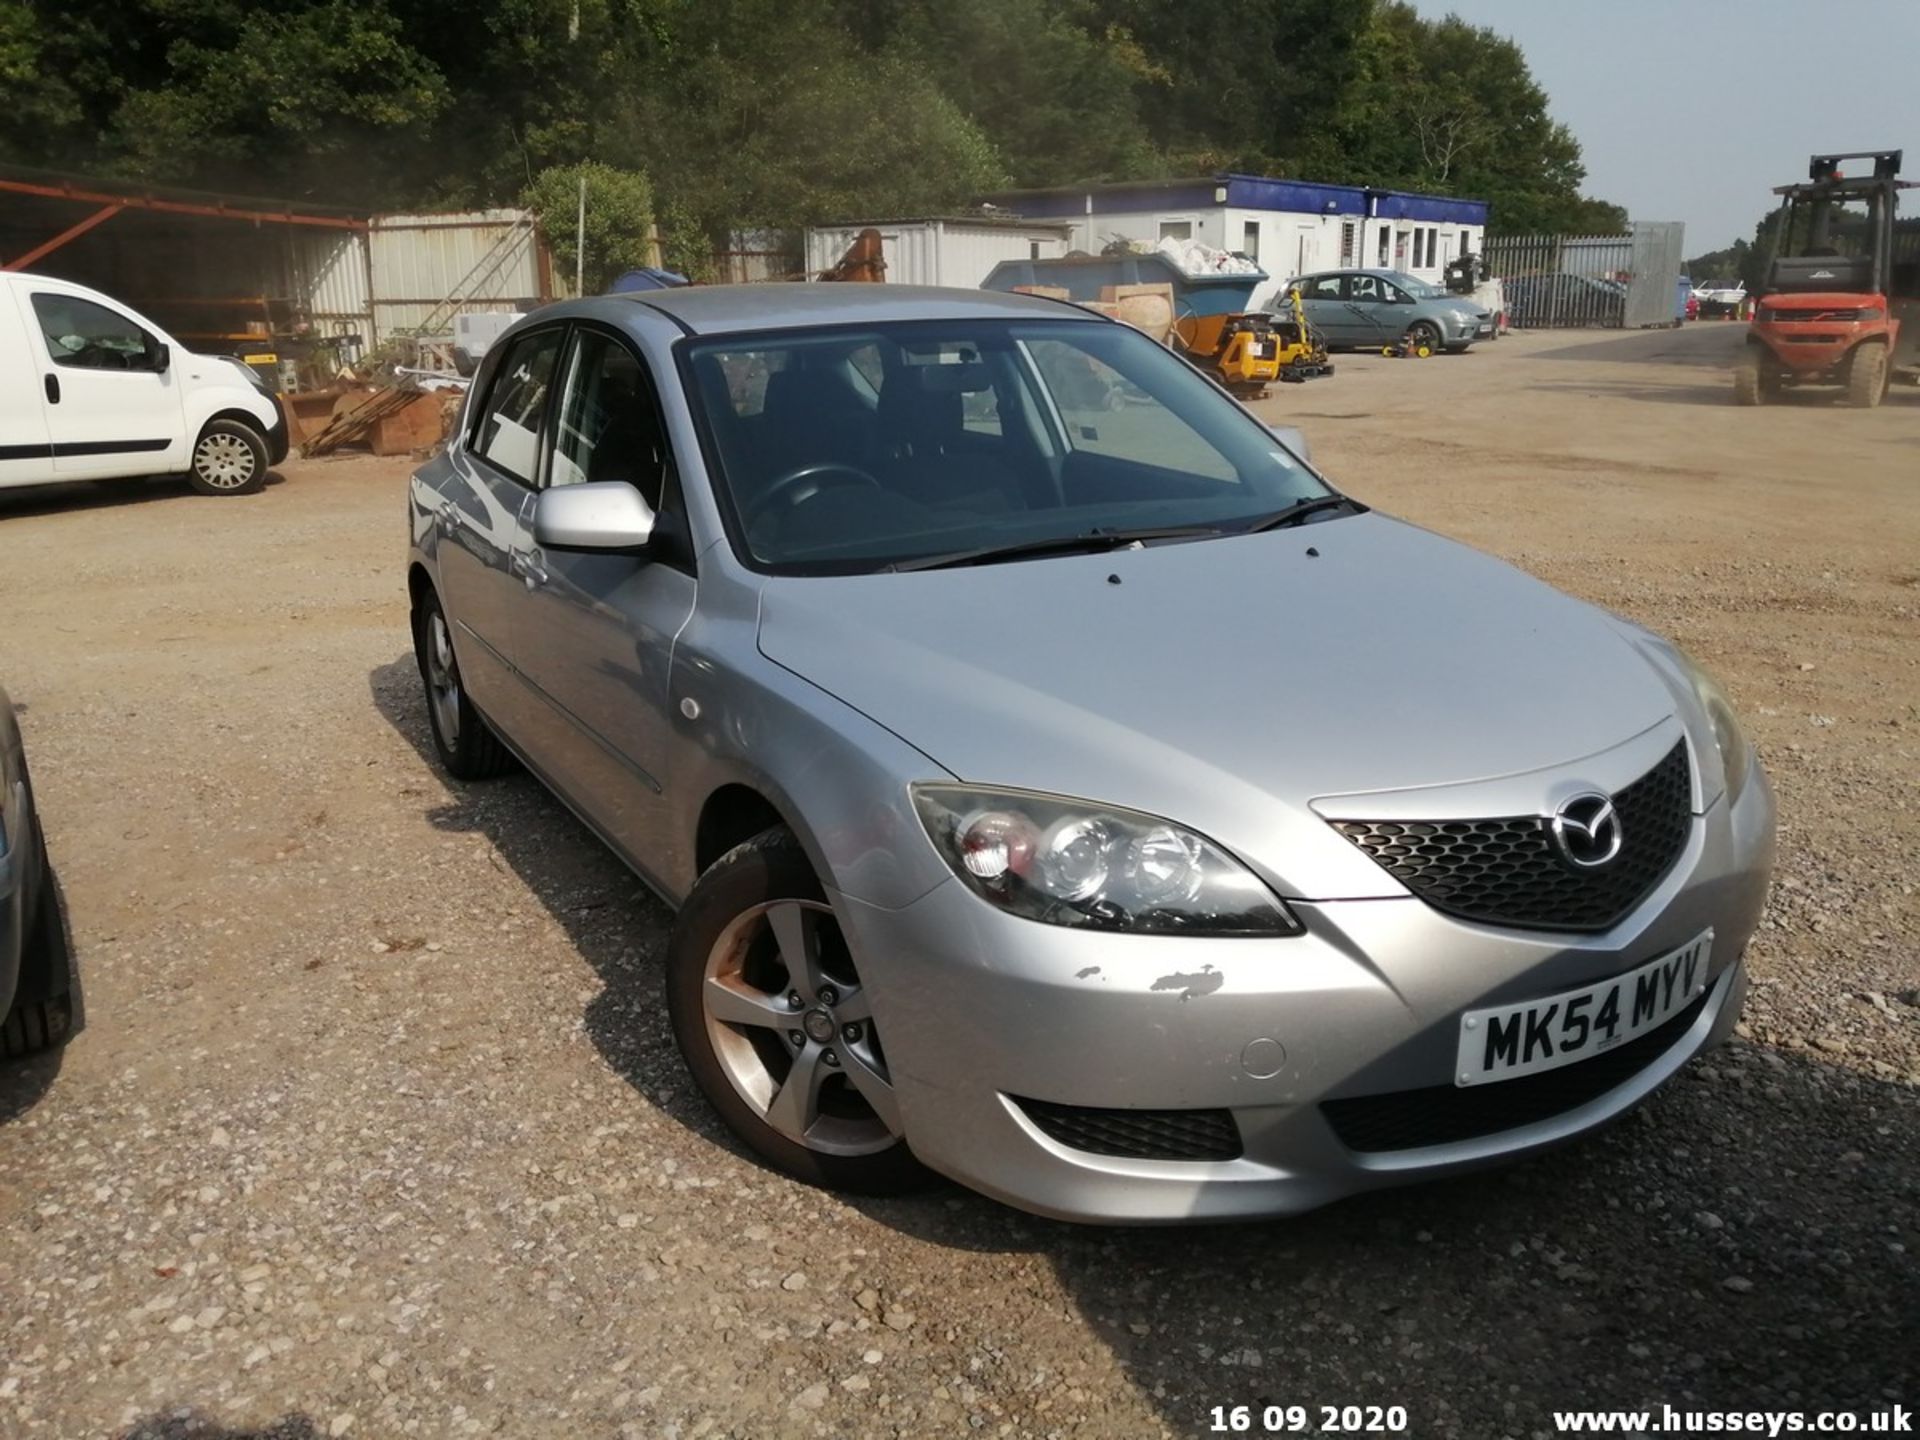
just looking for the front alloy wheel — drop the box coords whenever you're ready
[668,828,929,1193]
[704,899,898,1154]
[412,587,514,780]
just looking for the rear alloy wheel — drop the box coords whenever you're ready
[667,828,929,1194]
[187,419,268,496]
[1845,342,1888,409]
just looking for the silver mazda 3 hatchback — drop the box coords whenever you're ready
[406,285,1774,1223]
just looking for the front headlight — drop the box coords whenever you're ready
[215,355,271,393]
[911,785,1301,936]
[1681,658,1753,806]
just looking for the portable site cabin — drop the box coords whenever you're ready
[985,174,1490,287]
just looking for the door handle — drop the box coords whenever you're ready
[513,551,549,589]
[44,374,59,404]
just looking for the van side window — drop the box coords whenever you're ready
[30,294,158,371]
[470,327,564,486]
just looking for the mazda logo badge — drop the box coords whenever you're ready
[1549,793,1623,870]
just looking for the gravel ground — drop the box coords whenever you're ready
[1,323,1915,1439]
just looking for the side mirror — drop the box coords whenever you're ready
[1266,423,1311,463]
[150,341,171,373]
[533,480,655,553]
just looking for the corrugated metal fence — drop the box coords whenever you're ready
[282,209,555,358]
[370,211,550,341]
[1485,221,1685,329]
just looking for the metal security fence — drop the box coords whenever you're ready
[1484,222,1685,330]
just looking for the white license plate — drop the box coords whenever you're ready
[1476,323,1494,336]
[1455,931,1713,1087]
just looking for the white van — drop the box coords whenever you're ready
[1,272,288,497]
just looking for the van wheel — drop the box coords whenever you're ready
[666,826,931,1195]
[188,420,268,496]
[1845,342,1887,409]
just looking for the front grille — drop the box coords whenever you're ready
[1767,307,1860,323]
[1321,989,1709,1153]
[1329,741,1692,932]
[1014,1097,1242,1161]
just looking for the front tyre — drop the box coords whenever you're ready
[1407,321,1442,357]
[666,827,930,1195]
[1845,342,1888,409]
[1732,353,1765,406]
[412,588,514,780]
[187,419,269,496]
[2,813,77,1061]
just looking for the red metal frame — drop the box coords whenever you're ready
[4,202,124,271]
[0,175,366,229]
[0,174,367,269]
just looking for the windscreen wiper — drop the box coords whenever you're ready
[885,524,1226,573]
[1243,495,1365,533]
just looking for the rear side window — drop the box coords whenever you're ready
[1304,275,1344,301]
[472,328,564,484]
[31,293,158,370]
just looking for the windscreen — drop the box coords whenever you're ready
[1770,192,1885,293]
[681,320,1328,574]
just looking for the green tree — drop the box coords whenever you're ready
[599,1,1007,257]
[0,0,1628,245]
[523,161,655,294]
[859,0,1156,186]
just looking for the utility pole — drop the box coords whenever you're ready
[576,174,586,296]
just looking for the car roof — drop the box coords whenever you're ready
[590,282,1098,336]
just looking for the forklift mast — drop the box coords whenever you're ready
[1766,150,1911,298]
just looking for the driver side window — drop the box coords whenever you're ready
[1349,274,1381,302]
[549,329,670,508]
[31,293,158,371]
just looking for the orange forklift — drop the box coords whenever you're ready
[1735,149,1918,407]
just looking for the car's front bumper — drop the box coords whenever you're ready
[837,764,1774,1224]
[264,398,292,466]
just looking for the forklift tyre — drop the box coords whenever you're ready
[1732,353,1765,406]
[1845,342,1887,409]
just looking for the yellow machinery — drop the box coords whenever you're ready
[1175,288,1332,396]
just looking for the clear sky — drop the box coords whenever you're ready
[1406,0,1920,252]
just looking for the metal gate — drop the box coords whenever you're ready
[1483,222,1686,329]
[1624,221,1686,328]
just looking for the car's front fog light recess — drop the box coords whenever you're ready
[913,785,1301,935]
